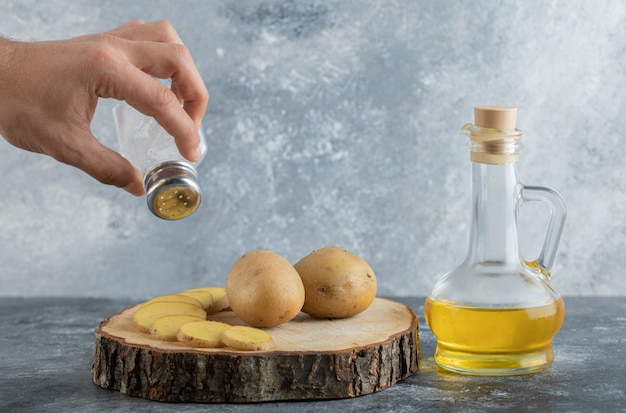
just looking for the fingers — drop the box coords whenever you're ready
[106,19,146,33]
[106,19,184,45]
[95,21,208,161]
[103,63,204,161]
[28,108,147,195]
[128,40,208,127]
[172,68,210,129]
[121,39,208,125]
[48,130,145,196]
[77,141,146,196]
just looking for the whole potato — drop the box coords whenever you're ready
[294,246,377,319]
[226,250,305,328]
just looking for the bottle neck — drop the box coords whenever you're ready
[464,161,521,266]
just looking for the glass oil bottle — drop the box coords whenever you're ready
[424,105,567,376]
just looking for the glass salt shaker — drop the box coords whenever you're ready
[113,102,207,220]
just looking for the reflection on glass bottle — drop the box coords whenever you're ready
[113,102,207,220]
[424,105,567,376]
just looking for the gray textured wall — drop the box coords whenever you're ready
[1,0,624,298]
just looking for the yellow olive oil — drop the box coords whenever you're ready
[424,297,565,375]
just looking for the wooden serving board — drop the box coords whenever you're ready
[92,298,419,403]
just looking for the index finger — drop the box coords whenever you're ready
[101,64,202,161]
[96,40,208,160]
[106,20,185,45]
[126,40,208,127]
[104,21,209,126]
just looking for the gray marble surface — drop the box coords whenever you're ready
[1,0,626,299]
[1,296,625,412]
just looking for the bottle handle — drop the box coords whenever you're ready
[519,185,567,275]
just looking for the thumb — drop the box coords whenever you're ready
[50,132,145,196]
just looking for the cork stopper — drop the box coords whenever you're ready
[474,105,517,131]
[463,105,521,165]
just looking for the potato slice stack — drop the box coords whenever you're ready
[131,287,274,351]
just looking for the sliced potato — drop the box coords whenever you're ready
[176,320,231,348]
[149,314,205,341]
[176,289,214,312]
[220,326,275,351]
[133,302,207,333]
[186,287,230,314]
[141,294,202,308]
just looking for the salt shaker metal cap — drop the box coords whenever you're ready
[144,161,202,220]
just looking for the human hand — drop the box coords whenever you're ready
[0,20,209,195]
